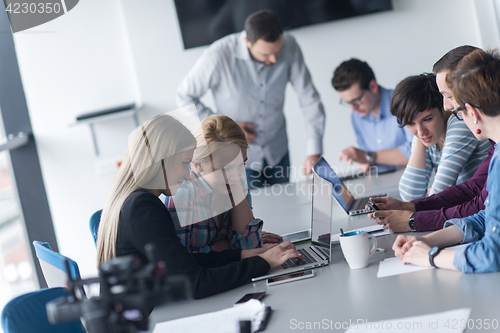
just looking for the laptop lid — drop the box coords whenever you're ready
[313,157,355,214]
[311,174,333,254]
[251,175,333,282]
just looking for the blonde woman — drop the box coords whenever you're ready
[97,114,300,299]
[165,115,282,255]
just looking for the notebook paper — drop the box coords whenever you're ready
[377,257,433,278]
[153,299,267,333]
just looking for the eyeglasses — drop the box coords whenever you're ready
[450,106,464,121]
[340,90,366,107]
[449,103,481,121]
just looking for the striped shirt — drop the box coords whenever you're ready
[399,116,490,201]
[163,170,263,253]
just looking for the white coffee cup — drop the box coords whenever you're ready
[339,230,378,269]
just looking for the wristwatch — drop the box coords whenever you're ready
[366,151,376,166]
[408,212,416,232]
[429,246,442,268]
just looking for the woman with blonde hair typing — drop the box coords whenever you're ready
[97,114,300,298]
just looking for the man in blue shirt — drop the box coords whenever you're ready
[331,59,412,172]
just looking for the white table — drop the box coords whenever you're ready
[150,170,500,333]
[253,169,404,236]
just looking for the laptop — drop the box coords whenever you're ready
[252,174,333,281]
[339,166,396,181]
[312,157,386,216]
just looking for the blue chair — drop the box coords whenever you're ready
[32,241,81,289]
[1,287,85,333]
[89,209,102,246]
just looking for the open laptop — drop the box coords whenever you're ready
[252,174,333,282]
[339,165,396,181]
[313,157,386,216]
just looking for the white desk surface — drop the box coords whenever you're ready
[149,169,500,333]
[253,169,404,236]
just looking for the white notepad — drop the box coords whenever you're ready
[377,243,470,278]
[152,299,268,333]
[377,257,433,278]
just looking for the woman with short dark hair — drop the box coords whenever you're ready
[391,73,489,201]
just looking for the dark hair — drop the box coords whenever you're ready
[244,10,283,45]
[390,73,443,127]
[450,49,500,117]
[433,45,479,74]
[331,58,375,92]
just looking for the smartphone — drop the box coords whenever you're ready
[367,201,380,211]
[266,270,315,286]
[235,292,266,304]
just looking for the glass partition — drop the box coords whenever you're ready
[0,114,38,329]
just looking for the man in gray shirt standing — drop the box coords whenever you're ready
[177,10,325,188]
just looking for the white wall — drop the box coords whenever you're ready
[120,0,490,182]
[13,0,139,277]
[11,0,499,278]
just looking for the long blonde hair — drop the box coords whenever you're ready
[97,114,195,265]
[193,115,248,162]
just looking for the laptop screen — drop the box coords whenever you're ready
[311,174,333,249]
[313,157,355,212]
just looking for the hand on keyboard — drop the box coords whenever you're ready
[259,241,303,270]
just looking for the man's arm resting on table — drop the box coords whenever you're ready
[400,226,463,271]
[422,225,465,248]
[433,249,459,271]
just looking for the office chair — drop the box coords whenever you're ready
[32,241,81,289]
[1,287,85,333]
[89,209,102,246]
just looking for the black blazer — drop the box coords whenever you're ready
[116,190,270,299]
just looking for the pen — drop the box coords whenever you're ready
[258,306,273,332]
[368,228,384,234]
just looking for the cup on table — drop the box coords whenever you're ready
[339,230,378,269]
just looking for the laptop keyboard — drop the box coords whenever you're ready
[281,248,317,269]
[317,246,330,261]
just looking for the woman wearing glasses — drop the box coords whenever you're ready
[391,73,489,202]
[394,49,500,272]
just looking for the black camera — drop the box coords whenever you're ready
[46,244,191,333]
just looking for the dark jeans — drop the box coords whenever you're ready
[245,152,290,189]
